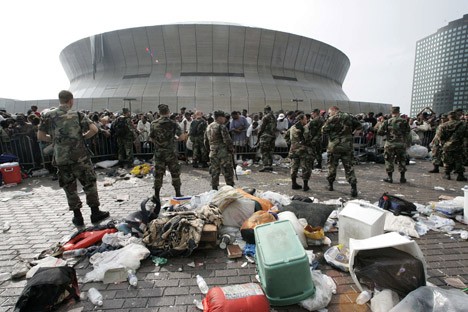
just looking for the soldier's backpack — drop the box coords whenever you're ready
[14,266,80,312]
[112,117,128,137]
[378,192,417,216]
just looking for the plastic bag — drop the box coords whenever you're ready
[406,144,428,159]
[190,190,217,210]
[304,225,325,240]
[211,186,243,211]
[384,213,420,238]
[324,244,349,272]
[203,283,270,312]
[371,289,399,312]
[427,199,464,217]
[240,210,277,244]
[259,191,291,208]
[26,256,68,279]
[389,286,468,312]
[298,270,336,311]
[82,243,150,283]
[222,198,256,227]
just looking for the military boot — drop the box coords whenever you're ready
[174,185,183,197]
[443,173,451,180]
[351,183,358,197]
[400,172,407,183]
[383,172,393,183]
[90,207,110,225]
[327,180,334,191]
[428,165,439,173]
[259,166,273,172]
[291,176,302,190]
[456,174,467,181]
[303,180,310,192]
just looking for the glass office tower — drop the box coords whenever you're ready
[410,14,468,117]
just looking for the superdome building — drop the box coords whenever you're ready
[55,23,389,114]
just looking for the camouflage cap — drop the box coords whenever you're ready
[122,107,130,114]
[391,106,400,114]
[158,104,170,114]
[213,110,225,118]
[447,111,457,118]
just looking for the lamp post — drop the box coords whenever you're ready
[123,98,136,113]
[291,98,303,111]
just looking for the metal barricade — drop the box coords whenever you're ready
[0,134,39,169]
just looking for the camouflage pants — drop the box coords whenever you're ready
[290,152,312,180]
[154,149,181,189]
[117,138,134,165]
[57,160,100,211]
[327,150,357,184]
[442,149,465,174]
[384,145,407,173]
[209,149,234,188]
[259,136,275,167]
[191,137,208,163]
[431,145,443,166]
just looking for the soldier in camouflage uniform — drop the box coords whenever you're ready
[113,108,135,169]
[307,109,325,170]
[37,90,109,228]
[150,104,183,206]
[286,114,312,191]
[189,111,209,168]
[377,106,411,183]
[436,111,467,181]
[428,114,447,173]
[322,106,362,197]
[204,111,234,190]
[258,105,277,172]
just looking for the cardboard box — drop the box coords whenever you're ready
[169,196,192,206]
[200,224,217,242]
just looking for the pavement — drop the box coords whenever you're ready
[0,158,467,311]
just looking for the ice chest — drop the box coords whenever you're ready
[0,162,22,184]
[338,200,385,247]
[254,220,315,306]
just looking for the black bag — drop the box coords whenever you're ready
[15,266,80,312]
[378,192,416,216]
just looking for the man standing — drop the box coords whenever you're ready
[436,111,467,181]
[37,90,109,228]
[113,108,134,168]
[307,109,325,169]
[377,106,411,183]
[258,105,277,172]
[189,111,209,168]
[150,104,183,205]
[322,106,362,197]
[204,111,234,190]
[287,114,311,191]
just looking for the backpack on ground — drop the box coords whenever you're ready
[378,192,416,216]
[14,266,80,312]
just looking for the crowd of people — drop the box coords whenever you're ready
[1,91,467,228]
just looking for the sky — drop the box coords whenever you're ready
[1,0,467,114]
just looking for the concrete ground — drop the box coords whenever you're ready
[0,158,467,311]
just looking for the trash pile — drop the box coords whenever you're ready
[4,183,468,311]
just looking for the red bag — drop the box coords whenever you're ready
[202,283,270,312]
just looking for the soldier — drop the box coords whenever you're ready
[428,114,447,173]
[307,108,325,169]
[37,90,109,228]
[436,111,467,181]
[258,105,277,172]
[204,110,234,190]
[322,106,362,197]
[189,111,209,168]
[377,106,411,183]
[149,104,183,206]
[288,114,312,191]
[112,107,135,168]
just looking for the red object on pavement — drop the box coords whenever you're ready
[63,228,117,251]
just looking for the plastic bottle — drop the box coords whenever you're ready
[62,248,87,259]
[87,287,103,306]
[127,270,138,286]
[2,222,10,233]
[219,234,232,249]
[356,290,372,305]
[196,274,209,294]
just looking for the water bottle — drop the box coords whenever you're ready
[356,290,372,305]
[62,248,87,259]
[127,270,138,287]
[219,234,232,249]
[87,287,103,306]
[196,274,209,294]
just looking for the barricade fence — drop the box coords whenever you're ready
[0,130,437,170]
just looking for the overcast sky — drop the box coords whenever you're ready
[1,0,467,114]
